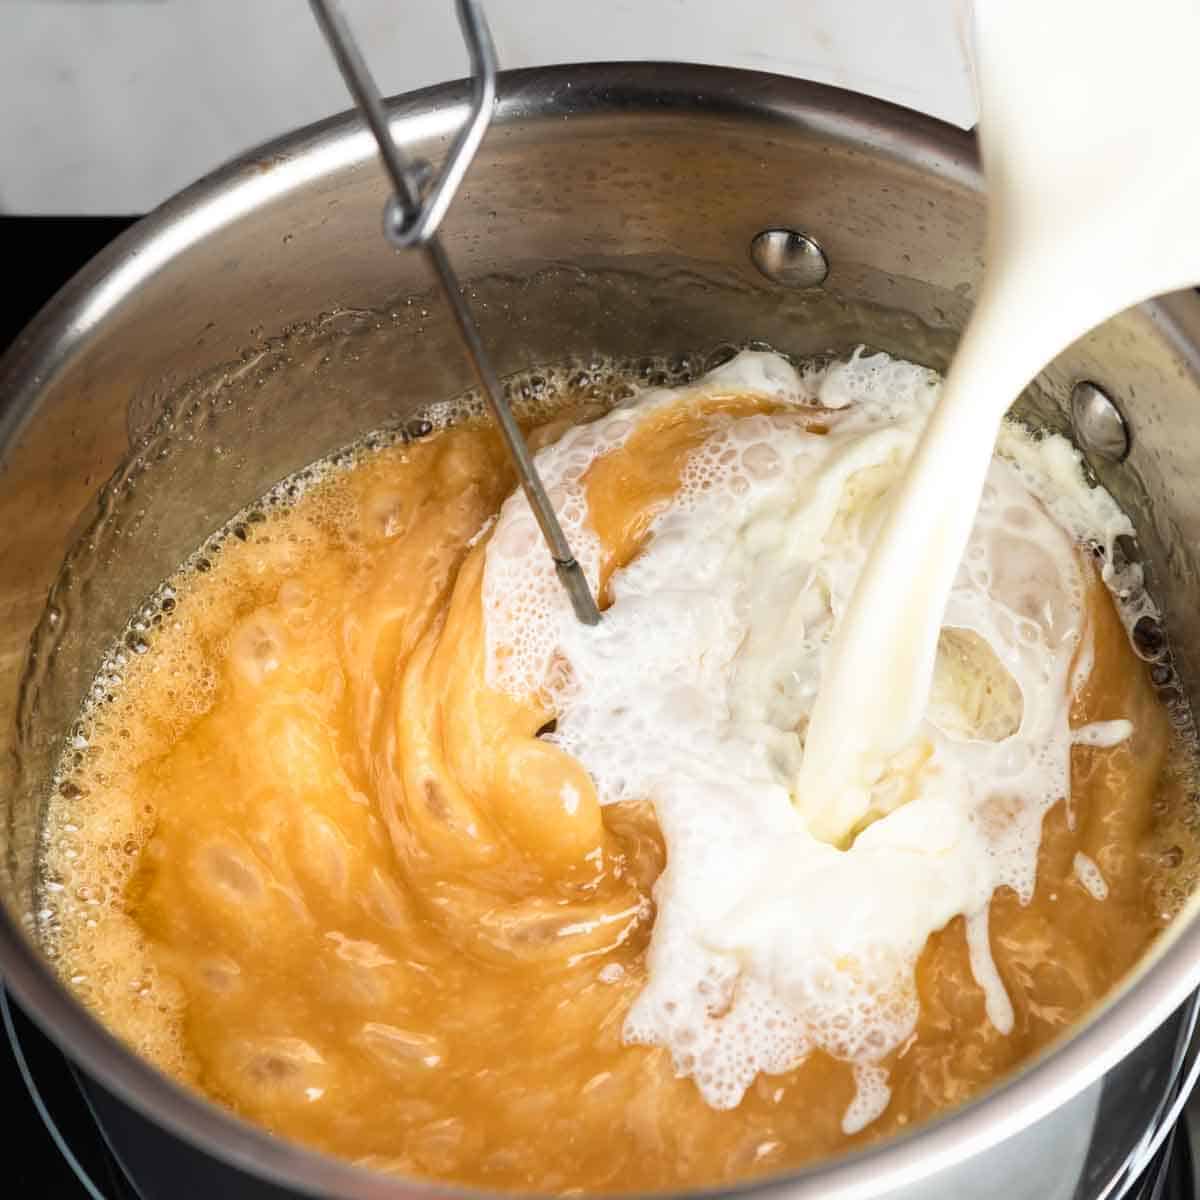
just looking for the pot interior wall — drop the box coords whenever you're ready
[2,68,1200,1168]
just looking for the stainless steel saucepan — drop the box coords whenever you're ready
[3,64,1200,1200]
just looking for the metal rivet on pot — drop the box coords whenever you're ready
[1071,381,1130,463]
[750,229,829,289]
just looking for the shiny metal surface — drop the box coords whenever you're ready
[421,234,602,625]
[312,0,497,248]
[3,62,1200,1200]
[1073,379,1132,463]
[310,0,600,623]
[750,228,831,289]
[1106,998,1200,1198]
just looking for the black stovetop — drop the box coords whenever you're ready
[3,994,142,1198]
[2,217,138,346]
[1,214,1195,1200]
[3,215,141,1199]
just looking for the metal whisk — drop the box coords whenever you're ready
[309,0,601,626]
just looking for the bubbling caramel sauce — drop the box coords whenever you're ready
[41,351,1194,1192]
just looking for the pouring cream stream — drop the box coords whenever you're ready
[797,0,1200,844]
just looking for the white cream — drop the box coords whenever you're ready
[1072,720,1133,750]
[795,0,1200,847]
[482,349,1137,1128]
[1073,852,1109,901]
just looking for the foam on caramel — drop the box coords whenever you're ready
[480,350,1150,1120]
[38,349,1195,1191]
